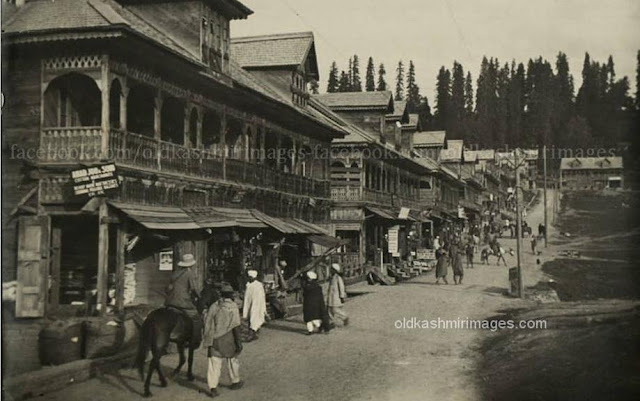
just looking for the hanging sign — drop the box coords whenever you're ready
[399,207,410,220]
[71,163,119,197]
[159,250,174,271]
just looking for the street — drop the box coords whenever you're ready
[36,195,553,401]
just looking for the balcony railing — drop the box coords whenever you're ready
[331,185,421,209]
[39,127,329,198]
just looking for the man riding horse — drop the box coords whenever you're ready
[165,253,203,346]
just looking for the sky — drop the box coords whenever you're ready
[231,0,640,102]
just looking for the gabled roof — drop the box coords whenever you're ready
[476,149,495,161]
[387,101,407,119]
[405,114,420,128]
[463,151,478,163]
[440,140,464,162]
[315,91,394,112]
[412,131,446,146]
[560,157,623,170]
[230,31,318,79]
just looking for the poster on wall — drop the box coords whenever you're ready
[388,226,399,255]
[71,163,119,197]
[159,250,174,271]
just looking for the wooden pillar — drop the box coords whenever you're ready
[100,55,110,159]
[115,222,127,314]
[154,90,163,140]
[196,108,203,148]
[48,226,62,313]
[183,104,191,147]
[276,134,282,171]
[291,139,297,174]
[96,201,109,315]
[260,125,266,163]
[221,108,227,180]
[119,80,128,131]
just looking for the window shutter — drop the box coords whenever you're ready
[15,215,50,318]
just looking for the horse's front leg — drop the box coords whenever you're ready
[187,346,195,381]
[173,343,186,377]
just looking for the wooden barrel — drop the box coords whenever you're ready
[84,318,124,359]
[38,319,84,365]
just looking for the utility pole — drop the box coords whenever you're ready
[543,145,548,247]
[514,149,524,298]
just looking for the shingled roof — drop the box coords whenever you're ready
[230,31,318,79]
[315,91,394,112]
[560,157,623,170]
[413,131,446,146]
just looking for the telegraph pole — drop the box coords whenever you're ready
[514,149,524,298]
[543,145,548,247]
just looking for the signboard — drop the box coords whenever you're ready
[388,226,399,255]
[416,248,435,260]
[398,207,410,220]
[457,206,466,219]
[159,250,174,271]
[71,163,119,197]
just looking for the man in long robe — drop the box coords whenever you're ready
[242,270,267,340]
[202,283,244,397]
[327,264,348,327]
[302,271,330,335]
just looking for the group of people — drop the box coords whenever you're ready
[164,254,349,397]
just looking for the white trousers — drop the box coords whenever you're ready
[207,356,241,389]
[306,319,322,332]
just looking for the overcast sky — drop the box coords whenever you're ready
[231,0,640,102]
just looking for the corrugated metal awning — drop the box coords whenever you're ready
[184,207,268,228]
[109,202,201,230]
[308,235,349,248]
[366,206,398,220]
[252,210,327,234]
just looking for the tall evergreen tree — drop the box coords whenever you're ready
[377,63,387,91]
[417,96,433,130]
[475,57,498,147]
[338,70,350,92]
[352,55,362,91]
[347,57,353,91]
[406,60,421,112]
[434,66,451,131]
[365,57,376,91]
[636,50,640,111]
[450,61,466,139]
[464,71,474,114]
[395,61,405,100]
[327,61,339,93]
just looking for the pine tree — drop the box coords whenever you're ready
[406,60,421,112]
[464,71,474,114]
[365,57,376,91]
[327,61,339,93]
[450,61,466,139]
[636,50,640,111]
[475,56,497,147]
[338,70,350,92]
[377,63,387,91]
[352,55,362,91]
[395,61,405,100]
[552,52,575,147]
[347,57,353,91]
[434,66,451,131]
[417,96,433,130]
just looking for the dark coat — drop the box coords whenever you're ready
[450,245,464,276]
[303,280,326,322]
[435,249,448,278]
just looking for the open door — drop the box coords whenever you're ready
[15,215,50,318]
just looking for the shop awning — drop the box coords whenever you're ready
[252,210,327,234]
[184,207,268,228]
[366,206,401,220]
[109,202,201,230]
[308,234,349,248]
[409,209,432,223]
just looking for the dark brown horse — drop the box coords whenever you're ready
[134,283,219,397]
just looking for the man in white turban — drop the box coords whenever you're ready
[242,269,267,340]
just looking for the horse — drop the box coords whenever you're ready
[134,282,219,398]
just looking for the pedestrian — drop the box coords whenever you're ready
[530,236,538,255]
[327,263,349,327]
[433,235,441,250]
[434,248,449,285]
[494,242,507,266]
[202,283,244,398]
[165,254,202,346]
[242,269,267,341]
[450,242,464,285]
[302,271,330,335]
[465,240,474,269]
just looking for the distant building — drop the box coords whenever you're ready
[560,157,624,190]
[412,131,446,162]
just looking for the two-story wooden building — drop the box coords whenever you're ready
[560,157,624,190]
[315,91,436,278]
[2,0,346,318]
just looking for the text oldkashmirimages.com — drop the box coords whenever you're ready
[394,317,548,332]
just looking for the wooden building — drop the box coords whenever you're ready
[560,157,624,190]
[315,91,436,278]
[2,0,346,318]
[413,131,446,162]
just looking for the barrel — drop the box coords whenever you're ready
[84,318,124,359]
[38,319,84,365]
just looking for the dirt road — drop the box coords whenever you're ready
[34,193,553,401]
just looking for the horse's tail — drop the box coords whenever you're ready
[134,318,151,380]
